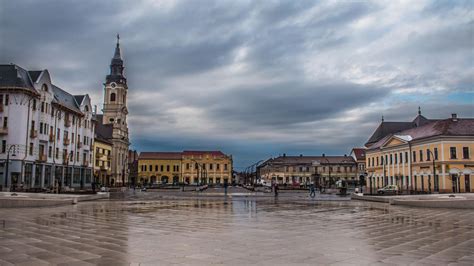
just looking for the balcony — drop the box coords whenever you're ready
[64,118,71,127]
[30,129,38,138]
[77,142,83,148]
[0,126,7,135]
[100,165,108,171]
[96,151,105,158]
[63,138,70,145]
[38,154,47,162]
[49,134,55,142]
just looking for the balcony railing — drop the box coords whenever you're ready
[38,154,47,162]
[64,118,71,127]
[0,126,7,135]
[49,134,55,142]
[63,138,70,145]
[30,129,38,138]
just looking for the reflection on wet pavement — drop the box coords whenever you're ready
[0,198,473,265]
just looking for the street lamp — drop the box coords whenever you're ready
[427,149,436,193]
[321,157,331,189]
[4,144,17,191]
[122,155,128,187]
[191,159,206,187]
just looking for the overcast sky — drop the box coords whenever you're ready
[1,0,473,170]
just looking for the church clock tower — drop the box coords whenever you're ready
[102,34,130,185]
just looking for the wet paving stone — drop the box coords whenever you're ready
[0,198,473,265]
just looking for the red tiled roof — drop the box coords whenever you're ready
[263,155,355,165]
[183,150,226,156]
[139,152,182,160]
[351,148,366,161]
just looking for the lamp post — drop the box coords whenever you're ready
[321,157,331,189]
[191,159,206,187]
[427,149,436,193]
[4,145,17,191]
[122,155,128,187]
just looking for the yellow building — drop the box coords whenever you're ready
[138,152,182,185]
[93,137,112,186]
[181,151,232,185]
[137,151,232,186]
[365,112,474,194]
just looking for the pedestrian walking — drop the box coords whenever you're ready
[274,183,279,197]
[224,179,229,195]
[309,183,316,198]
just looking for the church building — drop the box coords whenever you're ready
[94,35,130,186]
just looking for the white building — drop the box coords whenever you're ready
[0,64,95,191]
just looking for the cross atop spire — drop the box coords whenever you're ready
[418,106,421,115]
[113,34,122,60]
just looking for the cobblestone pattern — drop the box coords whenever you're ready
[0,198,473,265]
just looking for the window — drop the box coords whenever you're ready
[56,148,59,159]
[48,146,52,158]
[3,117,7,128]
[72,133,74,143]
[0,95,3,105]
[1,140,6,153]
[381,156,384,165]
[149,165,152,171]
[419,150,423,162]
[450,147,457,159]
[186,163,190,170]
[210,164,213,170]
[42,84,48,92]
[39,122,43,134]
[412,151,416,162]
[76,151,79,162]
[41,102,45,112]
[5,94,8,106]
[155,165,158,171]
[427,149,431,161]
[32,99,36,110]
[166,165,170,171]
[463,147,469,159]
[390,154,393,164]
[434,148,438,160]
[224,164,228,171]
[376,157,379,166]
[161,165,164,171]
[29,142,33,156]
[394,153,397,164]
[57,128,60,139]
[399,153,403,164]
[110,93,116,102]
[405,152,408,163]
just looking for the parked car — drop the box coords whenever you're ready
[377,185,399,195]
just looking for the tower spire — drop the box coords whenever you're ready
[113,33,122,60]
[418,106,421,115]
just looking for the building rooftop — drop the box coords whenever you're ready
[368,117,474,150]
[139,152,183,160]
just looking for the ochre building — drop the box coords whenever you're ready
[365,111,474,194]
[137,150,233,185]
[93,136,112,186]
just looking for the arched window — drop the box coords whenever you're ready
[42,84,48,92]
[110,93,116,102]
[84,105,89,112]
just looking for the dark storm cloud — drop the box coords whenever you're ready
[1,0,473,168]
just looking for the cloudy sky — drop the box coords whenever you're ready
[1,0,473,170]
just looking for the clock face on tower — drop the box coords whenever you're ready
[111,82,116,88]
